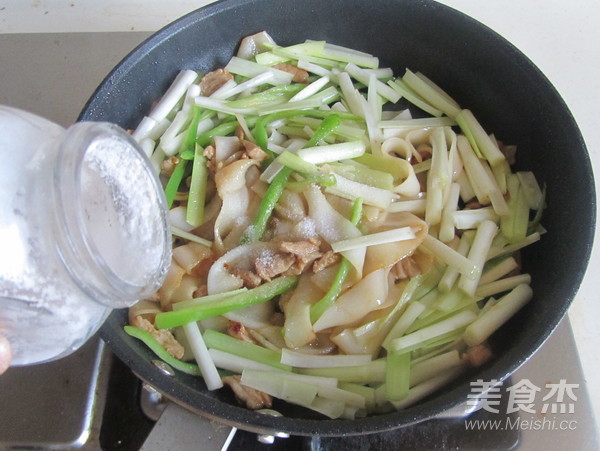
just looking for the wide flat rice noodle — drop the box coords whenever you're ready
[313,268,389,332]
[363,212,428,274]
[207,242,279,294]
[304,184,365,276]
[213,159,258,252]
[281,274,323,348]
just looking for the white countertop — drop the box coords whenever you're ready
[1,0,598,437]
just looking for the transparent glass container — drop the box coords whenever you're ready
[0,106,171,365]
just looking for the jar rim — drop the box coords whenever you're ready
[53,122,171,308]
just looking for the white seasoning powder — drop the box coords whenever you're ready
[255,248,276,268]
[0,112,106,364]
[0,109,169,365]
[80,135,166,286]
[293,217,317,239]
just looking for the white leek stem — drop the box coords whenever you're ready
[182,84,201,112]
[289,76,331,102]
[453,207,499,230]
[458,220,498,297]
[225,56,293,85]
[241,370,318,406]
[359,95,383,156]
[438,182,461,242]
[337,71,364,117]
[208,348,284,374]
[422,234,478,279]
[464,284,533,346]
[297,140,366,164]
[388,199,427,214]
[367,73,382,123]
[132,116,157,142]
[281,349,372,368]
[183,322,223,390]
[297,59,331,77]
[317,386,366,408]
[456,109,505,167]
[212,72,274,100]
[456,171,476,203]
[149,70,198,122]
[389,310,477,354]
[479,257,518,285]
[475,274,531,298]
[401,69,461,118]
[426,127,451,226]
[160,110,192,152]
[387,79,444,118]
[391,367,465,409]
[325,173,396,209]
[139,138,155,158]
[331,226,416,253]
[194,96,254,116]
[517,171,544,210]
[209,79,237,99]
[378,117,456,129]
[170,226,213,247]
[409,350,462,387]
[345,63,400,103]
[382,301,427,349]
[319,43,379,69]
[487,232,541,260]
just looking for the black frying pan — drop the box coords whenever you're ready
[79,0,595,437]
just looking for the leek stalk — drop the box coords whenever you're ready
[240,114,342,243]
[155,276,298,329]
[310,197,363,322]
[385,352,410,401]
[124,326,201,376]
[204,329,291,371]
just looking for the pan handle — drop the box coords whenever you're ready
[141,402,238,451]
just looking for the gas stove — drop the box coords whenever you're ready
[0,31,597,451]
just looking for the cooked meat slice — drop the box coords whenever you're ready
[235,125,245,140]
[227,321,256,343]
[203,145,218,172]
[227,239,326,286]
[464,200,485,210]
[227,266,263,288]
[131,316,184,359]
[312,250,340,273]
[416,143,433,162]
[283,258,313,276]
[279,238,322,275]
[161,156,179,177]
[241,140,268,162]
[222,375,273,410]
[273,63,309,83]
[501,144,517,165]
[463,343,493,367]
[391,256,422,280]
[193,284,208,298]
[199,68,234,96]
[203,144,215,160]
[255,252,296,281]
[279,237,321,257]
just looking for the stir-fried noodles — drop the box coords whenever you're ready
[125,32,544,418]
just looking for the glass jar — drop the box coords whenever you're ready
[0,106,171,365]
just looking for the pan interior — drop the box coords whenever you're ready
[81,0,595,436]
